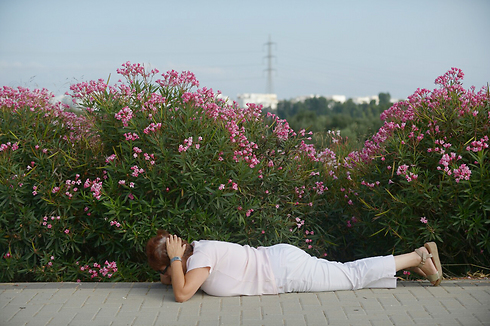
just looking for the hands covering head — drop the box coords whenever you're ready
[166,234,187,260]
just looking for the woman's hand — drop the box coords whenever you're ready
[165,234,210,302]
[166,234,186,259]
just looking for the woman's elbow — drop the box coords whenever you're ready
[174,293,191,303]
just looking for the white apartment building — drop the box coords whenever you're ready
[237,93,279,110]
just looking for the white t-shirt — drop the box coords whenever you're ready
[186,240,278,296]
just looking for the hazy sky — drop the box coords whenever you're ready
[1,0,489,101]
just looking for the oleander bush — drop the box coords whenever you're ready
[339,68,490,272]
[1,63,488,282]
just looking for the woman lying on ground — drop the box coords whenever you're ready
[146,230,443,303]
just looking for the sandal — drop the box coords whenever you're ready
[414,242,443,286]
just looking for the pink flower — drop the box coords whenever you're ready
[64,229,70,234]
[420,217,428,224]
[105,154,117,163]
[133,147,142,154]
[396,164,409,176]
[218,184,225,190]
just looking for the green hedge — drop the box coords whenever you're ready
[1,64,488,282]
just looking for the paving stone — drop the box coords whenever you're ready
[369,318,395,326]
[220,296,241,308]
[24,315,53,325]
[45,311,78,325]
[324,309,348,323]
[196,320,219,326]
[219,314,240,325]
[360,298,384,311]
[282,314,306,326]
[457,314,486,326]
[303,310,327,324]
[34,303,63,317]
[296,293,321,306]
[241,307,262,320]
[388,312,414,325]
[132,313,159,326]
[262,302,283,315]
[4,305,43,325]
[61,295,88,308]
[260,315,286,326]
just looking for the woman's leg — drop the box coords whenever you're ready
[270,244,397,292]
[394,246,439,285]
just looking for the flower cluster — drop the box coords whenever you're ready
[466,136,489,152]
[114,106,134,127]
[130,165,145,177]
[0,142,19,153]
[396,164,418,182]
[143,122,162,135]
[178,136,202,152]
[41,215,61,229]
[453,164,471,183]
[437,152,462,175]
[124,132,140,141]
[84,177,103,200]
[79,260,118,280]
[117,61,159,82]
[156,70,199,89]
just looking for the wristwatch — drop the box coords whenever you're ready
[170,256,182,264]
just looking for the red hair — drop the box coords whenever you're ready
[146,230,193,271]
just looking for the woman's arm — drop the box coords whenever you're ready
[166,235,210,303]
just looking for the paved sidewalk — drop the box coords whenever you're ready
[1,280,489,326]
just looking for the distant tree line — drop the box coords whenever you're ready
[270,93,393,149]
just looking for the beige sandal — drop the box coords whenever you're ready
[415,242,443,286]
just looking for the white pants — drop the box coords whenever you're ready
[267,244,396,293]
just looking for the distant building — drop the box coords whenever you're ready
[327,95,346,103]
[217,94,235,106]
[291,94,346,104]
[237,93,278,110]
[352,95,379,105]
